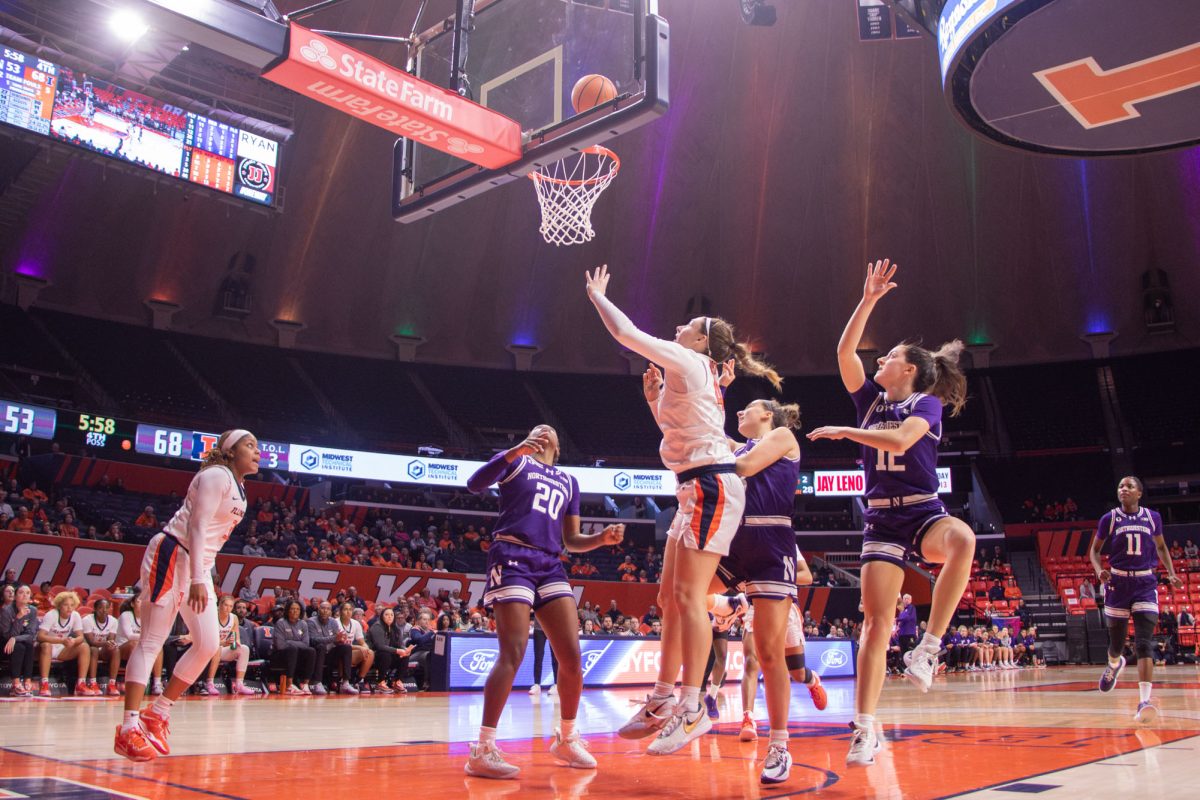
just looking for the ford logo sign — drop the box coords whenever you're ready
[582,650,604,675]
[820,648,848,669]
[458,648,497,676]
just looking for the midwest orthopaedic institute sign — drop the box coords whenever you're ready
[911,0,1200,155]
[263,23,522,168]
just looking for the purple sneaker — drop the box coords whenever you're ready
[704,693,719,720]
[1098,656,1126,693]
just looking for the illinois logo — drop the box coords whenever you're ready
[299,39,336,70]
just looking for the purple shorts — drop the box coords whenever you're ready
[1103,574,1159,619]
[861,499,949,568]
[717,524,798,600]
[483,541,575,610]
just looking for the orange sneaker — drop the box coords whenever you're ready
[140,708,171,755]
[106,683,122,697]
[38,682,52,698]
[807,674,827,711]
[114,724,158,762]
[739,712,758,742]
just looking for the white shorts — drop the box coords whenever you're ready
[666,471,746,557]
[743,602,805,649]
[50,643,65,660]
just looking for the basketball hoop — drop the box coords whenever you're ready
[528,145,620,246]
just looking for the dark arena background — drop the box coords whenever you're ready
[0,1,1198,798]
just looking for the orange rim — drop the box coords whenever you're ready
[527,145,620,187]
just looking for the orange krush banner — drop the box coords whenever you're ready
[0,533,662,611]
[263,23,522,169]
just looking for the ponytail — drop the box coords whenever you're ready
[901,339,967,417]
[707,318,783,391]
[755,399,801,430]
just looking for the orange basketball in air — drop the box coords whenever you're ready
[571,74,618,113]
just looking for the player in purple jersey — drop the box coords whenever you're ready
[1089,475,1182,723]
[808,259,975,767]
[462,425,626,779]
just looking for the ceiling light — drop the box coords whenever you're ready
[109,9,150,43]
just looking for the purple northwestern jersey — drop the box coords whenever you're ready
[1096,506,1162,572]
[850,381,942,499]
[735,438,800,517]
[467,453,580,555]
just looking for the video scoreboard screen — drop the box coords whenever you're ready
[0,46,280,207]
[134,424,289,470]
[0,48,58,135]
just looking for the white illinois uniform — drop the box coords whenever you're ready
[648,348,746,557]
[83,613,118,643]
[127,465,246,687]
[40,609,83,660]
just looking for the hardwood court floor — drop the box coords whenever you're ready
[1,665,1198,799]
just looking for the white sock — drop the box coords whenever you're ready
[560,718,575,738]
[479,725,497,746]
[653,681,675,699]
[854,713,875,731]
[769,729,788,745]
[705,683,718,698]
[121,710,140,733]
[1108,655,1122,668]
[680,685,701,712]
[708,595,731,615]
[150,695,175,718]
[919,633,941,652]
[1139,682,1152,703]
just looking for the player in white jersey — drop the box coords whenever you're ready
[83,598,122,696]
[37,591,92,696]
[200,595,256,696]
[586,264,781,755]
[114,429,259,762]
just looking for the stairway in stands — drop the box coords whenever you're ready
[1010,550,1069,663]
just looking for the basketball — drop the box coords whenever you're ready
[571,74,618,114]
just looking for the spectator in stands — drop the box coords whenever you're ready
[117,594,163,694]
[1,570,16,591]
[987,581,1005,602]
[1180,608,1196,626]
[642,605,661,627]
[202,596,256,696]
[135,506,158,528]
[2,584,38,696]
[272,599,316,695]
[99,522,123,542]
[37,591,93,696]
[58,514,79,538]
[605,599,622,624]
[0,496,12,521]
[8,507,33,532]
[467,613,488,633]
[368,607,413,694]
[83,598,121,695]
[21,482,47,504]
[1015,598,1032,627]
[1170,541,1185,561]
[243,536,267,558]
[650,620,662,637]
[1185,539,1199,566]
[346,586,367,612]
[236,579,258,605]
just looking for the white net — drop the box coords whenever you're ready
[528,145,620,246]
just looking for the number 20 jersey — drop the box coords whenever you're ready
[492,456,581,555]
[1096,506,1162,572]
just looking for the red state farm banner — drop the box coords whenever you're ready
[263,23,522,169]
[0,532,659,611]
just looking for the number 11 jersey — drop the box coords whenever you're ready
[1096,506,1162,572]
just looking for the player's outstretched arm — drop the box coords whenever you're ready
[585,265,699,376]
[837,259,898,393]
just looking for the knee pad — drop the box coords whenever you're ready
[785,652,805,672]
[1133,613,1157,659]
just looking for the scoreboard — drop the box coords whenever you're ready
[0,48,58,135]
[0,398,286,469]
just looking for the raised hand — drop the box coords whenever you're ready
[511,431,552,459]
[585,264,611,299]
[863,259,898,303]
[643,363,664,402]
[718,358,736,388]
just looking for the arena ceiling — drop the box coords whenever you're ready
[2,0,1199,376]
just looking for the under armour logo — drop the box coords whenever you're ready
[446,136,486,156]
[300,40,336,70]
[507,560,519,567]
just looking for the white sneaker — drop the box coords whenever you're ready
[549,729,596,769]
[465,741,520,779]
[548,684,558,697]
[646,702,711,755]
[618,694,675,739]
[1135,700,1158,724]
[340,681,359,695]
[149,680,164,696]
[528,684,542,695]
[311,682,328,696]
[759,742,792,785]
[845,723,881,767]
[903,647,938,693]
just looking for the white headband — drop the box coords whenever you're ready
[221,429,254,452]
